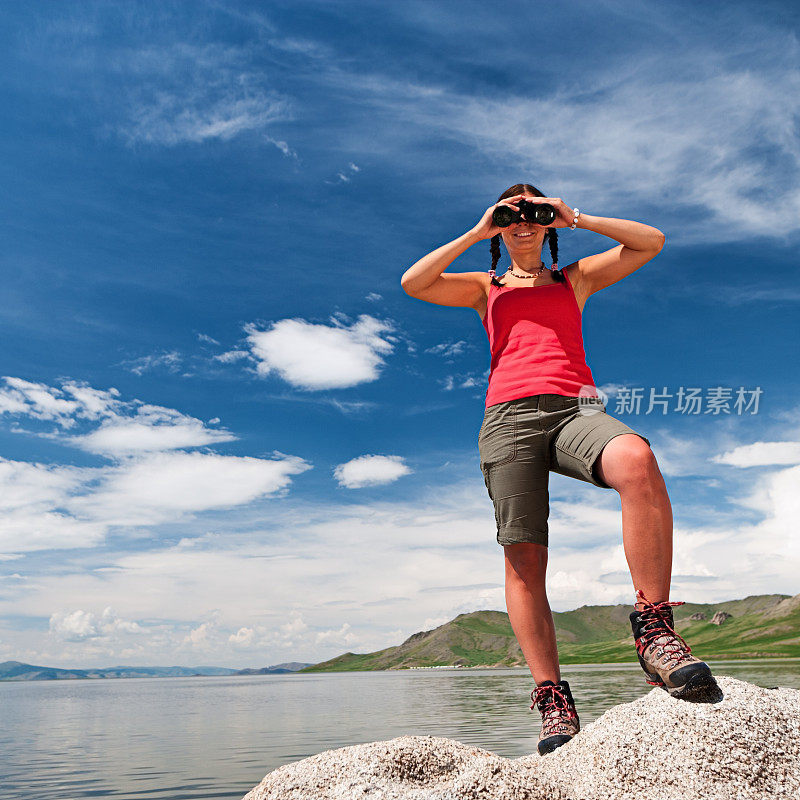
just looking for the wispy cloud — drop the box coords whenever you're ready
[121,350,182,376]
[264,134,297,158]
[425,340,468,359]
[212,349,252,364]
[327,161,362,184]
[112,43,292,146]
[314,37,800,243]
[715,287,800,306]
[439,371,486,392]
[123,90,289,146]
[712,441,800,468]
[196,333,220,346]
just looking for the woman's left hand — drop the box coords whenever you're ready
[529,197,576,229]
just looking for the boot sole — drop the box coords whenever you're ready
[641,666,721,702]
[538,734,574,756]
[666,671,720,701]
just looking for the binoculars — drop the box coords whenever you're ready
[492,200,556,227]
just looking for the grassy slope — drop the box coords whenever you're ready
[301,594,800,672]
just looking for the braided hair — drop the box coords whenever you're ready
[489,183,565,288]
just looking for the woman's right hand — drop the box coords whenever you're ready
[470,194,527,240]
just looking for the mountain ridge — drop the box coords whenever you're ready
[301,592,800,672]
[0,661,313,682]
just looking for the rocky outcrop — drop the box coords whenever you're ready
[711,611,732,625]
[243,677,800,800]
[689,612,706,620]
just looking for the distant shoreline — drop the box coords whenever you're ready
[3,655,800,682]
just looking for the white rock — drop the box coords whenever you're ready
[243,677,800,800]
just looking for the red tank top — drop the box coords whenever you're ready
[481,268,600,407]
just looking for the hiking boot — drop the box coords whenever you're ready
[530,679,580,755]
[630,589,718,700]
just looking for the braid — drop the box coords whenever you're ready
[489,235,505,286]
[546,230,566,283]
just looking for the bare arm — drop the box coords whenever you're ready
[400,229,486,309]
[570,212,665,297]
[400,194,527,309]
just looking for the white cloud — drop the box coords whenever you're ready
[334,455,412,488]
[245,315,395,390]
[315,622,357,648]
[49,609,98,641]
[4,438,800,667]
[229,627,256,647]
[0,377,236,458]
[69,451,311,527]
[0,378,118,427]
[70,406,236,456]
[0,450,310,554]
[183,621,216,649]
[0,376,313,553]
[0,459,108,552]
[49,607,144,642]
[711,441,800,468]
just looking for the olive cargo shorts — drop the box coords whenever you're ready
[478,394,651,547]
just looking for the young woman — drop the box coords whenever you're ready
[400,183,718,756]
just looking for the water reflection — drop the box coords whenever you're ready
[1,659,798,800]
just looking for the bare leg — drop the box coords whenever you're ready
[504,543,560,683]
[594,434,673,609]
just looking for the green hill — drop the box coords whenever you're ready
[301,593,800,672]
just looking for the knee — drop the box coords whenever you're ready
[504,543,547,586]
[611,439,660,491]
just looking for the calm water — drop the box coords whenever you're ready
[2,659,799,800]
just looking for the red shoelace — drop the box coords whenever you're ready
[634,589,694,673]
[529,683,578,725]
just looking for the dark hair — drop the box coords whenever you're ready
[490,183,564,288]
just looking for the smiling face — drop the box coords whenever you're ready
[500,193,547,257]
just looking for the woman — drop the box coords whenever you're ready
[400,184,718,756]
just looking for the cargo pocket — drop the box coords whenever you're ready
[478,402,518,469]
[480,463,502,531]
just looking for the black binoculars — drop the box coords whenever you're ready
[492,200,556,228]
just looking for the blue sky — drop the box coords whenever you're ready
[0,1,798,668]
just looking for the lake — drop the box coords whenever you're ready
[2,659,799,800]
